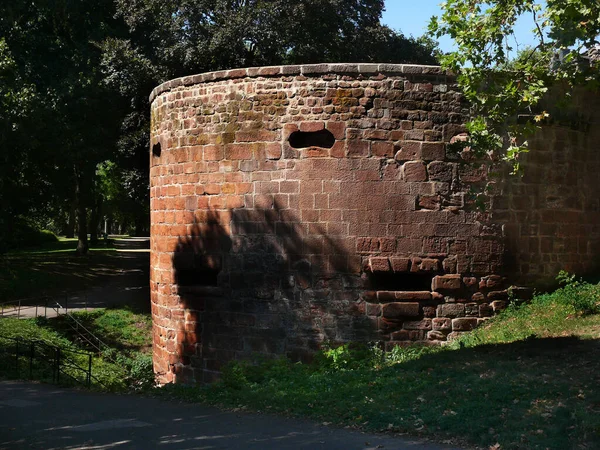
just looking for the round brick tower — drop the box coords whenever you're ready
[149,64,600,384]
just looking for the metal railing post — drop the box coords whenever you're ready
[29,342,35,378]
[87,354,92,387]
[56,347,60,383]
[15,340,19,375]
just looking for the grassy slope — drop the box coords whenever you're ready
[0,307,153,390]
[162,282,600,450]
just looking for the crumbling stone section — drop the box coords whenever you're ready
[149,64,600,384]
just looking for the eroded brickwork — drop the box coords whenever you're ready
[149,64,600,384]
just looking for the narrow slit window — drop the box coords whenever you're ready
[152,142,162,157]
[289,129,335,149]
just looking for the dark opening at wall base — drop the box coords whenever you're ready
[176,268,219,287]
[367,272,435,291]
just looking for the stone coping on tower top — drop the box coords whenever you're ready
[149,63,453,103]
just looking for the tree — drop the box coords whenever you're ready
[99,0,439,242]
[1,0,438,252]
[429,0,600,170]
[0,0,127,252]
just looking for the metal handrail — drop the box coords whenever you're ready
[0,334,95,388]
[53,303,110,353]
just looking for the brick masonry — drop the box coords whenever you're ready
[149,64,600,384]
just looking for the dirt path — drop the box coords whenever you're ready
[1,238,150,318]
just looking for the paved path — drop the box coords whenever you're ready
[1,237,150,319]
[0,381,462,450]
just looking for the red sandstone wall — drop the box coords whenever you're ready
[149,64,600,384]
[495,88,600,285]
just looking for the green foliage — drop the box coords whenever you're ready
[127,353,156,390]
[0,306,154,391]
[429,0,600,168]
[159,283,600,449]
[1,218,59,251]
[458,278,600,348]
[70,307,152,351]
[0,0,130,250]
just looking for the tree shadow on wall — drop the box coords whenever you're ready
[171,201,376,383]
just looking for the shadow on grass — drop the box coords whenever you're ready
[0,246,149,302]
[171,335,600,450]
[378,336,600,449]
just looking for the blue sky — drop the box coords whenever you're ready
[382,0,540,53]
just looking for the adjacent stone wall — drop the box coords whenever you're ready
[494,87,600,285]
[149,64,600,384]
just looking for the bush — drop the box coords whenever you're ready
[128,354,156,391]
[3,218,58,250]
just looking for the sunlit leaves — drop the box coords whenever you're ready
[431,0,600,169]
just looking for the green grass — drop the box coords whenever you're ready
[0,237,123,301]
[0,307,154,391]
[159,280,600,450]
[49,307,152,355]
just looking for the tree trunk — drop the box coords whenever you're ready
[89,195,102,244]
[65,200,76,239]
[75,172,88,255]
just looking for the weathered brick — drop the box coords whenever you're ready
[390,257,411,272]
[369,257,390,272]
[452,318,478,331]
[394,141,421,161]
[421,142,446,161]
[432,275,462,292]
[403,319,432,330]
[427,330,447,341]
[395,291,432,301]
[427,161,454,183]
[382,302,421,319]
[436,303,465,318]
[403,161,427,182]
[432,317,452,331]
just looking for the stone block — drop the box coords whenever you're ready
[436,303,465,318]
[479,303,493,317]
[421,142,446,161]
[427,161,454,182]
[390,257,411,272]
[488,290,509,300]
[403,319,432,330]
[491,300,507,312]
[465,303,479,316]
[427,330,448,341]
[369,257,390,272]
[411,258,440,272]
[432,275,462,292]
[423,306,437,318]
[432,317,452,331]
[382,302,420,320]
[452,317,478,331]
[403,161,427,182]
[395,291,432,301]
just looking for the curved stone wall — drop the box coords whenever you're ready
[149,64,600,384]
